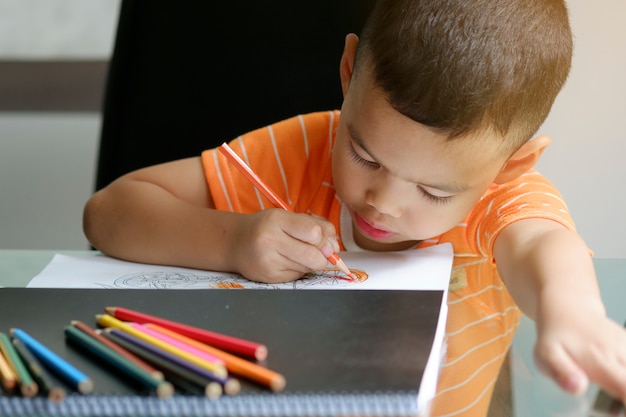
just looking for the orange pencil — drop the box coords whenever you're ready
[218,142,355,281]
[0,346,17,391]
[145,323,286,392]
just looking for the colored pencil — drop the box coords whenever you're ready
[0,332,38,397]
[103,328,240,395]
[0,339,18,391]
[130,323,224,366]
[161,370,222,398]
[96,314,227,378]
[146,323,286,392]
[10,328,93,394]
[218,142,355,281]
[11,337,66,403]
[64,325,174,398]
[103,306,267,361]
[71,320,164,381]
[101,330,228,399]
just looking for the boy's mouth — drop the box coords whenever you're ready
[354,213,395,240]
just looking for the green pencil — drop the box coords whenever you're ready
[0,332,38,397]
[64,325,173,398]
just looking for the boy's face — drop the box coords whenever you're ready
[332,69,510,251]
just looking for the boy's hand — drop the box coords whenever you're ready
[228,209,340,283]
[533,295,626,403]
[495,219,626,404]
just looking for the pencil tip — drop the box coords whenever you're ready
[157,381,174,399]
[48,387,66,403]
[255,345,269,361]
[334,258,355,281]
[271,375,287,392]
[78,379,94,395]
[104,306,115,314]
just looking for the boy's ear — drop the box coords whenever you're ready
[340,33,359,96]
[493,134,552,184]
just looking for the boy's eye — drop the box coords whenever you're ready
[348,142,379,169]
[418,187,452,205]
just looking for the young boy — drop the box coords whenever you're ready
[84,0,626,415]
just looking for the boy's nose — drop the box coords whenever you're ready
[365,179,404,218]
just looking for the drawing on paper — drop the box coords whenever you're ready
[94,268,368,290]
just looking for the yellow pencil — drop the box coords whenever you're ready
[96,314,227,379]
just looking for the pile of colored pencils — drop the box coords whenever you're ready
[0,306,285,401]
[1,328,73,402]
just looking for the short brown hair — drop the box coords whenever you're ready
[356,0,573,152]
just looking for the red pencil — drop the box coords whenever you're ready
[218,142,355,281]
[103,306,268,361]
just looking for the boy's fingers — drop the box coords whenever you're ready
[282,214,339,255]
[584,351,626,404]
[534,344,588,395]
[315,236,340,258]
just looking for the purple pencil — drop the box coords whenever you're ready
[103,328,240,395]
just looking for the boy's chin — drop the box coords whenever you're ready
[354,231,420,252]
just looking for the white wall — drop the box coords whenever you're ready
[535,0,626,258]
[0,114,100,249]
[0,0,118,59]
[0,0,625,256]
[0,0,119,250]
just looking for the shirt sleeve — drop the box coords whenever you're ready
[466,170,578,261]
[200,111,338,214]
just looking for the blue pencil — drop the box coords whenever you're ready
[10,328,93,394]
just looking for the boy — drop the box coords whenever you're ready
[84,0,626,415]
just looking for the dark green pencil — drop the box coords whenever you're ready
[64,325,174,398]
[11,337,66,402]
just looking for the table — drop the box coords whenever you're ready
[1,250,624,416]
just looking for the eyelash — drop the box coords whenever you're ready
[348,143,379,169]
[347,141,452,205]
[418,188,452,205]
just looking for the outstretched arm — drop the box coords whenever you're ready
[83,157,338,283]
[494,218,626,403]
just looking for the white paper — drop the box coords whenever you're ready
[27,243,453,291]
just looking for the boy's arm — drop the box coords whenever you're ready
[494,218,626,403]
[83,157,338,282]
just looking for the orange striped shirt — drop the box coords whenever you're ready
[202,111,576,417]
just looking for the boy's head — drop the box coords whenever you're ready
[332,0,573,251]
[355,0,573,154]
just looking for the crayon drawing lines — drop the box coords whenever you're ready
[93,269,368,290]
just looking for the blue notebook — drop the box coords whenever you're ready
[0,287,447,416]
